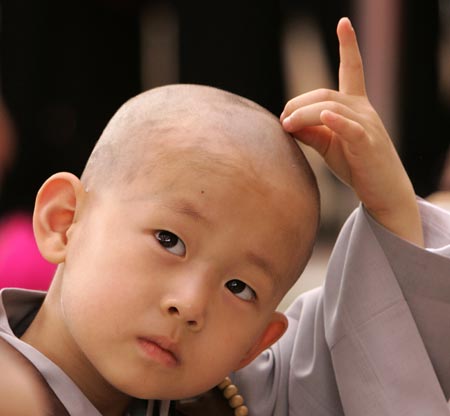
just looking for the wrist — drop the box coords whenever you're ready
[365,200,424,247]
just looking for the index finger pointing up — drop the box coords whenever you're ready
[337,17,366,96]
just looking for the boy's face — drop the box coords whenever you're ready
[48,109,317,400]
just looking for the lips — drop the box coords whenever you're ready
[137,336,180,368]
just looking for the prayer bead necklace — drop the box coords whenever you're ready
[217,377,249,416]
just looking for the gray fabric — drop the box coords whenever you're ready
[236,200,450,415]
[371,203,450,399]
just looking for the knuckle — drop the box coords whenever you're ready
[327,101,343,114]
[354,123,366,140]
[316,88,334,101]
[288,109,301,123]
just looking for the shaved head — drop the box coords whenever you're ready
[82,85,314,189]
[80,84,320,273]
[81,84,320,278]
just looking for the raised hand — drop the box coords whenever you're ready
[280,17,423,246]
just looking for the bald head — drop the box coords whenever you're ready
[79,84,320,278]
[82,84,316,195]
[77,84,320,287]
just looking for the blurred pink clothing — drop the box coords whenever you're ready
[0,213,55,290]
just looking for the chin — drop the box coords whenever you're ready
[118,380,211,401]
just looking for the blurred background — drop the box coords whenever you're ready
[0,0,449,306]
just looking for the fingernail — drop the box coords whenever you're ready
[321,110,338,122]
[280,110,285,120]
[346,17,354,30]
[340,16,353,30]
[282,116,292,130]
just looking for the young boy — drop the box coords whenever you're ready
[0,17,449,416]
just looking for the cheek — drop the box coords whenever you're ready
[204,314,267,369]
[60,246,142,344]
[60,227,170,343]
[60,277,120,345]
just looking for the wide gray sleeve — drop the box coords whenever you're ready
[235,200,450,416]
[324,200,450,416]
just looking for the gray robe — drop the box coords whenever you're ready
[1,200,449,415]
[235,200,450,415]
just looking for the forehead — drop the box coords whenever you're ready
[121,115,302,203]
[129,104,303,181]
[122,136,284,208]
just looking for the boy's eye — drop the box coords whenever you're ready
[225,279,256,301]
[155,230,186,256]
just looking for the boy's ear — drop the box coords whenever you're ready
[234,311,288,370]
[33,172,85,264]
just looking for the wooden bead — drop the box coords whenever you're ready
[217,377,249,415]
[223,384,238,399]
[229,394,244,408]
[234,405,249,416]
[218,377,232,390]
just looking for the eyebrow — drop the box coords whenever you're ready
[245,250,279,283]
[170,199,211,225]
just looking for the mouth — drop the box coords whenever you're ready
[137,336,180,368]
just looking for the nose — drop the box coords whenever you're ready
[161,283,209,331]
[164,303,204,331]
